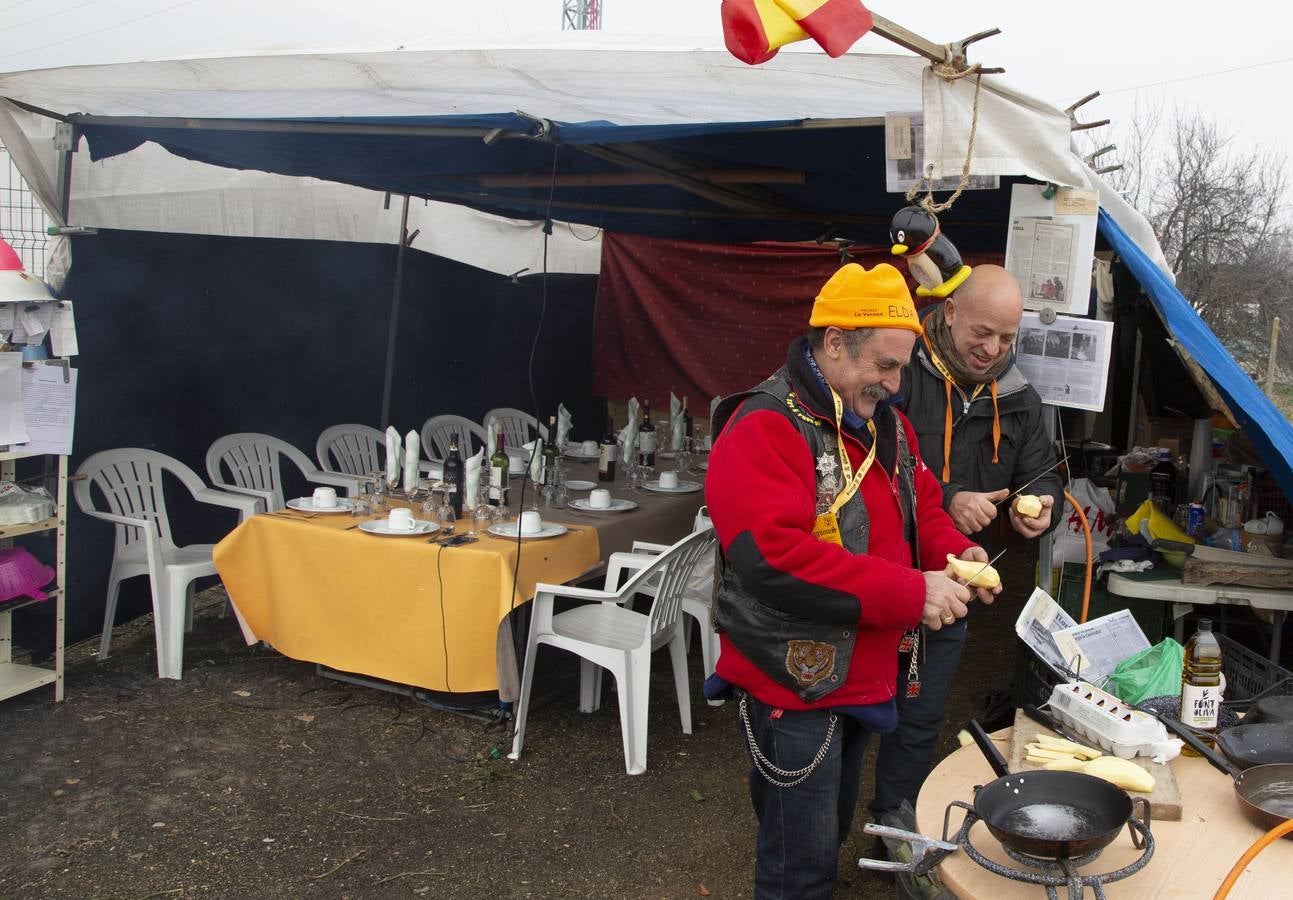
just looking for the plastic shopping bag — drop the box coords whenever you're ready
[1051,478,1116,569]
[1105,638,1184,705]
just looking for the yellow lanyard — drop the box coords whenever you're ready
[826,384,878,515]
[927,347,986,404]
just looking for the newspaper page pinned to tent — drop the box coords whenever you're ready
[1014,312,1114,411]
[883,111,999,194]
[1004,183,1098,317]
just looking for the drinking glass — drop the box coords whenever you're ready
[436,487,456,530]
[676,437,693,475]
[470,504,493,536]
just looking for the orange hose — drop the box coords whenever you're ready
[1063,489,1093,624]
[1213,817,1293,899]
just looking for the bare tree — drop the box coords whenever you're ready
[1088,106,1293,378]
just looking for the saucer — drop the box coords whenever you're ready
[642,479,703,494]
[565,480,596,490]
[359,519,438,537]
[287,497,354,514]
[487,522,569,540]
[569,498,637,513]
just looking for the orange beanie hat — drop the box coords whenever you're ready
[809,262,922,335]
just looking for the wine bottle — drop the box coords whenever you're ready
[489,435,509,507]
[542,416,558,485]
[682,395,694,440]
[1180,617,1223,755]
[598,414,617,483]
[444,435,465,519]
[638,400,657,467]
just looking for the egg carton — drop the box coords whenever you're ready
[1047,681,1168,758]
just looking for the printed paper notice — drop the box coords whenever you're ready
[884,111,999,194]
[1015,587,1078,675]
[1003,183,1098,316]
[0,352,27,446]
[1052,610,1151,682]
[13,365,76,455]
[1015,312,1115,412]
[50,301,78,357]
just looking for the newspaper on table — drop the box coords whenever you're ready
[1014,312,1114,412]
[1015,587,1152,683]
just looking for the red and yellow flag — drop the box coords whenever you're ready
[721,0,873,65]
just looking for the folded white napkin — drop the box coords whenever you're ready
[557,403,573,449]
[403,430,420,494]
[385,426,401,486]
[523,438,544,483]
[464,447,484,507]
[669,392,684,450]
[486,416,499,459]
[615,398,638,463]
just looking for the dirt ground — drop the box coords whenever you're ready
[0,554,1037,899]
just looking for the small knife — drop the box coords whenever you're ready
[1022,703,1087,746]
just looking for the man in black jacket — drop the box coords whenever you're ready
[871,264,1062,820]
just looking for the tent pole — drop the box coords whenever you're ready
[380,194,411,429]
[1125,330,1142,450]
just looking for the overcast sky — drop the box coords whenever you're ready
[0,0,1287,182]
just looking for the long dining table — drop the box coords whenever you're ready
[212,452,706,700]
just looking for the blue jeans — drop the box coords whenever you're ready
[740,694,871,900]
[871,620,967,815]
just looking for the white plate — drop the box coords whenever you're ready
[565,480,596,490]
[569,498,638,513]
[487,522,569,540]
[359,519,439,537]
[287,497,354,514]
[658,450,678,459]
[642,479,704,494]
[564,448,600,460]
[695,462,709,472]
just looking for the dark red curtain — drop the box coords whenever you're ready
[593,232,1002,407]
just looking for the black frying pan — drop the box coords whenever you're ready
[1245,694,1293,725]
[967,720,1149,859]
[1161,717,1293,838]
[1216,723,1293,770]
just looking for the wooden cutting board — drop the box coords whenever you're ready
[1007,709,1182,821]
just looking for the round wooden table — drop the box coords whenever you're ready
[914,727,1293,897]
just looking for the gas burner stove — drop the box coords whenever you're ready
[944,801,1155,900]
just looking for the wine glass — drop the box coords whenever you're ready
[435,485,456,531]
[470,503,493,536]
[676,437,693,476]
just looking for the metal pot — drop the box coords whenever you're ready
[967,720,1149,859]
[1162,716,1293,838]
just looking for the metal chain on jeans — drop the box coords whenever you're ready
[739,695,838,789]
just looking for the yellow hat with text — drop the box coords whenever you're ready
[809,262,922,335]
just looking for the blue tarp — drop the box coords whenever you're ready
[1098,209,1293,502]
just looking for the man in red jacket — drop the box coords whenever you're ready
[706,262,997,899]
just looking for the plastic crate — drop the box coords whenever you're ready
[1013,631,1293,708]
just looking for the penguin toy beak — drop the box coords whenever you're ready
[891,244,908,256]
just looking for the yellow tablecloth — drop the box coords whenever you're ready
[213,510,600,693]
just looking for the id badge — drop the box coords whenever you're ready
[812,511,843,546]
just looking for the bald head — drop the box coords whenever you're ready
[943,265,1023,377]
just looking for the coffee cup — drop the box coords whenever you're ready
[387,507,415,531]
[589,488,612,509]
[519,510,544,535]
[581,439,598,455]
[312,486,338,508]
[658,471,680,489]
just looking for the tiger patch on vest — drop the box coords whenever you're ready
[785,640,836,687]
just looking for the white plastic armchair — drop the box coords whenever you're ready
[206,432,363,512]
[604,508,721,687]
[316,424,384,477]
[420,415,488,463]
[484,407,549,451]
[73,448,260,680]
[509,526,716,775]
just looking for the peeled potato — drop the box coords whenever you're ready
[1013,494,1044,518]
[1080,756,1156,793]
[945,554,1002,589]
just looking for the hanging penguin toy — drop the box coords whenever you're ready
[889,205,972,299]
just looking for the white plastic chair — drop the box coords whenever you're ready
[420,415,488,463]
[206,432,363,512]
[509,527,716,775]
[608,507,722,690]
[74,448,260,680]
[484,407,549,451]
[316,423,385,476]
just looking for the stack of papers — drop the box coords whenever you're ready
[1015,587,1151,682]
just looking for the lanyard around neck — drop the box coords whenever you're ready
[826,382,878,515]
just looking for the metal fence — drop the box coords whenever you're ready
[0,141,50,278]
